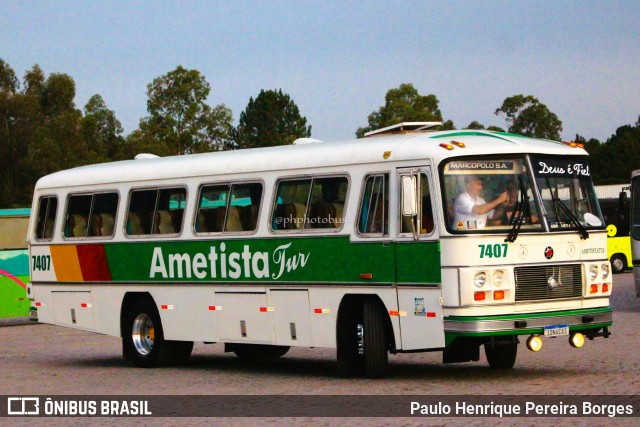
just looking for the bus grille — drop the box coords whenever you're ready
[514,264,583,301]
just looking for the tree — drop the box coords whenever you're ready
[494,95,562,140]
[41,73,77,117]
[0,59,18,93]
[465,121,505,132]
[233,89,311,149]
[599,117,640,185]
[23,65,45,96]
[356,83,454,137]
[81,94,125,162]
[143,66,233,154]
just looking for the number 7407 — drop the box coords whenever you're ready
[478,244,508,258]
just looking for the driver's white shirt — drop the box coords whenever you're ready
[453,192,494,230]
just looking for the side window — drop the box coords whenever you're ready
[272,176,348,231]
[306,177,348,229]
[400,173,434,235]
[64,195,92,238]
[358,174,389,235]
[272,179,312,230]
[229,182,263,232]
[196,184,230,233]
[35,196,58,240]
[195,182,262,233]
[127,187,186,236]
[64,192,119,238]
[88,193,119,237]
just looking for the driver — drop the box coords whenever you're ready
[453,175,508,230]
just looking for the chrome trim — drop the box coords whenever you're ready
[444,311,612,333]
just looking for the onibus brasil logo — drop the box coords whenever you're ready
[150,242,310,280]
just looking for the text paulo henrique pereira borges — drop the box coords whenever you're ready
[410,401,634,418]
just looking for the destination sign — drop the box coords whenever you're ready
[532,157,591,178]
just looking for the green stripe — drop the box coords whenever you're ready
[444,320,612,345]
[445,306,612,322]
[103,236,441,284]
[430,131,517,144]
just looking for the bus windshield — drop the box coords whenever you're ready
[442,157,540,233]
[531,156,603,233]
[442,155,604,235]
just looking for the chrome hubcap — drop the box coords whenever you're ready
[612,258,623,271]
[132,313,155,355]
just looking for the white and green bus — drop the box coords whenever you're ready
[631,169,640,297]
[28,122,612,377]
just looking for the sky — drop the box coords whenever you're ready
[1,0,639,143]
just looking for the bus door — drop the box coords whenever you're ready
[396,167,445,350]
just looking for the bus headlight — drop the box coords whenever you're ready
[589,265,598,281]
[474,272,487,288]
[492,270,506,287]
[601,263,610,280]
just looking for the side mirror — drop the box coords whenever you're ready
[402,175,417,217]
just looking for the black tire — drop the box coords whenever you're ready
[336,298,389,378]
[336,302,363,377]
[231,344,290,360]
[610,254,627,274]
[484,337,518,369]
[122,299,193,367]
[363,299,388,378]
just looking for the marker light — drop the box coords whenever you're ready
[493,290,505,300]
[451,140,466,148]
[439,143,454,151]
[526,335,543,352]
[589,265,598,281]
[562,141,584,148]
[474,292,486,301]
[570,332,585,348]
[601,264,610,280]
[474,272,487,288]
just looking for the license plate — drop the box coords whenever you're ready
[544,324,569,337]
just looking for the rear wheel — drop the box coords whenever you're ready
[123,299,193,367]
[611,254,626,274]
[484,337,518,369]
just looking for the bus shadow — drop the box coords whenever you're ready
[61,351,594,384]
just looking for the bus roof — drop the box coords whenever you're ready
[35,130,587,189]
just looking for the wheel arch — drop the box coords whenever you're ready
[120,292,155,338]
[610,252,628,273]
[336,294,397,352]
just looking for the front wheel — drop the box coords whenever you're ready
[123,299,193,367]
[485,337,517,369]
[336,298,389,378]
[610,254,626,274]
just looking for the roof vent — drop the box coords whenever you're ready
[364,121,443,137]
[293,138,323,145]
[134,153,159,160]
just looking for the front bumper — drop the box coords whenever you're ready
[444,307,612,338]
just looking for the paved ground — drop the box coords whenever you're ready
[1,272,638,426]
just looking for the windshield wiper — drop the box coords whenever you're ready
[545,178,589,240]
[505,176,528,243]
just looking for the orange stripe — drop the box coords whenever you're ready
[50,245,83,282]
